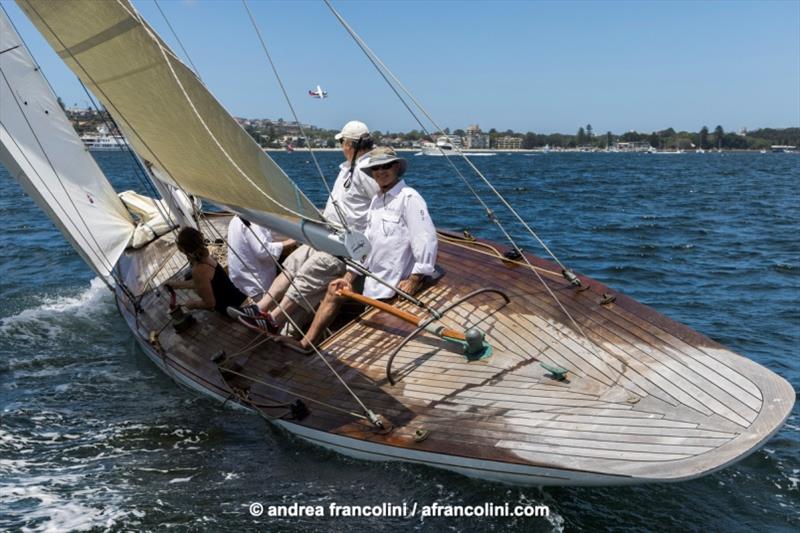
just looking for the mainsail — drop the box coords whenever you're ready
[17,0,322,226]
[0,9,135,278]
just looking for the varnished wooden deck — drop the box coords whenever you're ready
[114,214,795,485]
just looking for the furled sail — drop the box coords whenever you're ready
[0,9,135,278]
[17,0,322,226]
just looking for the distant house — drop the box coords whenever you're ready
[465,124,490,149]
[495,136,522,150]
[615,141,653,152]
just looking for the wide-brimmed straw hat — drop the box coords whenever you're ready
[334,120,370,141]
[362,147,407,178]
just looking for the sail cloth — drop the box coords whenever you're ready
[0,9,135,278]
[18,0,323,226]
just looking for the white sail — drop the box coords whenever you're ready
[0,9,135,278]
[18,0,322,227]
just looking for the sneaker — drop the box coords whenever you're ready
[227,305,278,334]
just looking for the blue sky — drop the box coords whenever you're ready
[3,0,798,135]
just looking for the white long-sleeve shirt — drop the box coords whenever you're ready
[227,217,284,298]
[322,154,379,233]
[362,180,438,299]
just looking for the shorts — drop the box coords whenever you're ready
[282,244,345,311]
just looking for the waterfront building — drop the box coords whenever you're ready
[615,141,653,152]
[495,136,523,150]
[465,124,490,149]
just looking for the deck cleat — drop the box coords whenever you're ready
[540,362,568,381]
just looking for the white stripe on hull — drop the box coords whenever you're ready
[122,300,641,487]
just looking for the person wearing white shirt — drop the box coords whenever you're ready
[281,147,438,351]
[232,121,379,332]
[226,216,291,299]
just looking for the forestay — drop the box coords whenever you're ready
[18,0,322,225]
[0,9,135,278]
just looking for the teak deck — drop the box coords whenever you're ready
[114,214,794,486]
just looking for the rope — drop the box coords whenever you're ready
[436,233,562,280]
[240,0,351,233]
[221,368,369,421]
[118,0,324,226]
[0,74,115,287]
[153,0,202,77]
[324,0,617,377]
[324,0,568,273]
[75,79,179,230]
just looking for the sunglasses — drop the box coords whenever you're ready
[373,161,397,171]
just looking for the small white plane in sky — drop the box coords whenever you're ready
[308,85,328,99]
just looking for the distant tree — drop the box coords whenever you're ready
[620,131,644,142]
[522,132,537,149]
[586,124,593,141]
[453,129,465,137]
[699,126,709,149]
[576,127,586,145]
[648,132,660,148]
[723,132,748,149]
[606,131,613,148]
[714,125,724,148]
[443,127,450,135]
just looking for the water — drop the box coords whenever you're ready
[1,151,798,531]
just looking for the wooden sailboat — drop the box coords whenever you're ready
[2,1,794,487]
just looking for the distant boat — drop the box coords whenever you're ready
[2,0,793,489]
[80,132,129,151]
[771,145,797,153]
[418,136,495,157]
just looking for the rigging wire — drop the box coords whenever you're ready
[323,0,617,376]
[323,0,570,275]
[133,0,338,321]
[0,116,115,291]
[0,20,118,288]
[75,79,179,230]
[240,0,351,234]
[118,1,325,227]
[153,0,202,77]
[131,1,383,422]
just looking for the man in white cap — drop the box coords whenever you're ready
[280,146,438,351]
[231,120,379,332]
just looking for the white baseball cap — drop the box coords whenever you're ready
[334,120,370,141]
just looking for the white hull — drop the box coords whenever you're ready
[416,150,496,157]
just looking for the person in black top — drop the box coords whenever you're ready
[165,227,247,314]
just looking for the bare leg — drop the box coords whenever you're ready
[256,272,291,312]
[299,285,344,349]
[269,295,303,330]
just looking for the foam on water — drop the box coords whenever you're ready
[2,476,132,533]
[1,152,797,531]
[0,278,114,343]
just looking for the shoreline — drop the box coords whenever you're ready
[264,147,783,154]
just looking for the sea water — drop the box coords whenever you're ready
[1,151,798,532]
